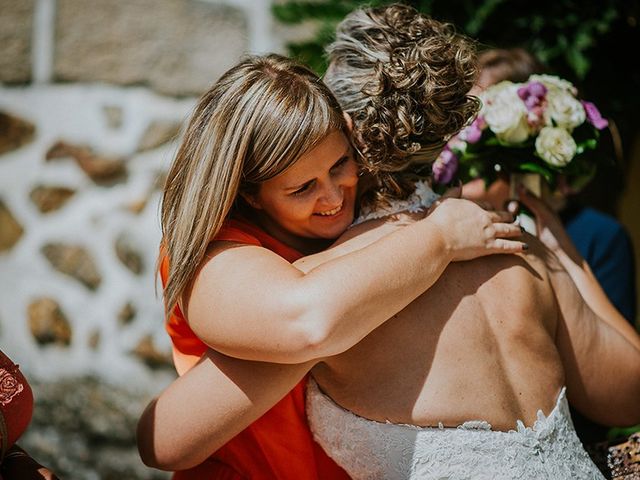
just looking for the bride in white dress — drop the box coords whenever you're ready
[299,5,640,479]
[136,5,640,478]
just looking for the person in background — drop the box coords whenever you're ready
[0,350,58,480]
[464,47,636,325]
[462,46,638,451]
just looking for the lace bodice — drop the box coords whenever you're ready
[307,379,604,480]
[353,180,439,226]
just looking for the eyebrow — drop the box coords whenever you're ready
[285,145,351,192]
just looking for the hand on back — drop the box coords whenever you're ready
[427,197,527,262]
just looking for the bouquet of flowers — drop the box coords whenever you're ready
[432,74,609,193]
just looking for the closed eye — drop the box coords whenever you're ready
[290,180,315,196]
[331,155,350,172]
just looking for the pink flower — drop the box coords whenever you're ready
[432,147,458,184]
[581,101,608,130]
[517,81,547,111]
[459,116,485,144]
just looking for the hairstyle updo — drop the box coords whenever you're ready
[325,4,480,206]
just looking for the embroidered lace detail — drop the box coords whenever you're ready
[307,379,605,480]
[0,368,24,407]
[353,181,439,226]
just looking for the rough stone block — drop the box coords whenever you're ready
[54,0,248,96]
[0,111,36,155]
[30,185,76,213]
[46,140,127,184]
[115,233,144,275]
[41,242,102,290]
[132,335,173,370]
[27,297,72,346]
[0,199,24,251]
[0,0,34,83]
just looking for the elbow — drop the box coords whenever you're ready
[137,402,169,471]
[276,299,340,363]
[136,401,193,471]
[136,407,164,470]
[268,319,330,364]
[137,432,198,472]
[263,290,337,363]
[599,367,640,427]
[292,307,348,362]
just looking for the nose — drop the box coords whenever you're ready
[319,180,343,207]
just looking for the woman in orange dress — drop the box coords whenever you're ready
[137,47,527,478]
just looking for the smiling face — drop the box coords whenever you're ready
[244,130,359,253]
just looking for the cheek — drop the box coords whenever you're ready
[278,197,316,225]
[342,164,360,189]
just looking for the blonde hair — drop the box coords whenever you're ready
[161,54,346,313]
[325,4,480,206]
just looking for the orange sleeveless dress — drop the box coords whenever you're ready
[160,218,350,480]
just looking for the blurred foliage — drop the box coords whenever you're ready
[273,0,640,213]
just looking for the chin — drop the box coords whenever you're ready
[322,217,353,239]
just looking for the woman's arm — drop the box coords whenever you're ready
[520,189,640,425]
[549,259,640,426]
[137,350,312,470]
[187,198,525,364]
[138,199,524,469]
[518,187,639,348]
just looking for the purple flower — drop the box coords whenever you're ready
[460,116,485,144]
[432,147,458,184]
[518,81,547,111]
[581,101,608,130]
[528,81,547,98]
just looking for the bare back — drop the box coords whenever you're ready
[309,215,566,431]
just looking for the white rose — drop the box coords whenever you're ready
[535,126,577,167]
[529,74,577,94]
[479,80,514,105]
[482,84,530,144]
[544,89,586,130]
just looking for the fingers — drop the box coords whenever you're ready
[489,210,515,223]
[489,238,529,253]
[474,200,495,211]
[493,222,524,239]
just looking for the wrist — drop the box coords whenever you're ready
[420,217,454,263]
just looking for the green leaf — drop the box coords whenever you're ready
[518,162,554,184]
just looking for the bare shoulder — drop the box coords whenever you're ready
[295,212,421,273]
[200,240,298,279]
[189,240,301,308]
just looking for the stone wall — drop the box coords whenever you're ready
[0,1,314,478]
[0,0,35,83]
[53,0,247,96]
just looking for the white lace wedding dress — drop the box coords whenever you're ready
[307,182,605,480]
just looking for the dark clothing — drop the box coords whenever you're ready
[561,204,636,324]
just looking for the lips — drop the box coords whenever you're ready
[314,203,343,217]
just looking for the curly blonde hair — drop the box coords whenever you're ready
[325,4,480,206]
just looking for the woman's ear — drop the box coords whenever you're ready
[239,191,262,210]
[343,112,353,133]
